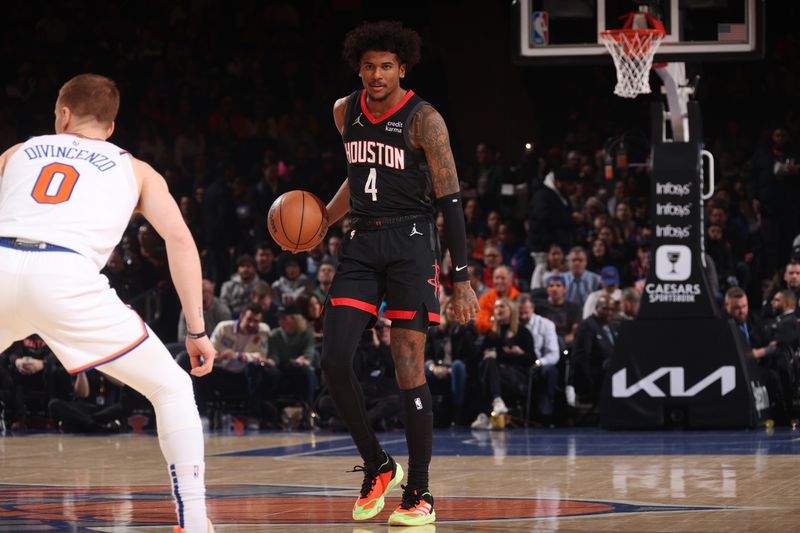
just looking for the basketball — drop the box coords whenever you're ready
[267,190,329,253]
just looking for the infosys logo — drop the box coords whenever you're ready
[656,202,691,217]
[656,182,691,196]
[655,225,691,238]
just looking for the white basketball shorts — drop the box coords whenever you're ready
[0,245,149,374]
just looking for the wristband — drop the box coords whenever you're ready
[437,192,469,282]
[186,330,207,340]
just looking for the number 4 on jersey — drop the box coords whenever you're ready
[364,167,378,201]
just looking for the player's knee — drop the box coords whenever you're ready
[394,357,425,389]
[321,306,372,379]
[146,364,193,405]
[148,367,201,433]
[173,368,194,395]
[392,347,425,387]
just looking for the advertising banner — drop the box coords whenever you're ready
[638,143,717,319]
[601,141,763,428]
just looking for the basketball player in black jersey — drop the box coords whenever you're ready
[321,21,479,526]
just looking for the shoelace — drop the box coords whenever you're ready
[398,484,423,510]
[348,465,378,498]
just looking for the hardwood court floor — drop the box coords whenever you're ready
[0,427,798,532]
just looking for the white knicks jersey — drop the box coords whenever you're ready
[0,134,139,270]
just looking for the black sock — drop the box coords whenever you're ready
[402,383,433,489]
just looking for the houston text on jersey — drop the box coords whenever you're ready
[343,140,405,170]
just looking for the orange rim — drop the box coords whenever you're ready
[600,29,665,57]
[600,29,666,43]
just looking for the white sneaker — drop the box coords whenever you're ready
[471,413,491,430]
[492,397,509,416]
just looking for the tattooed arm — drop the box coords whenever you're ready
[409,105,459,198]
[410,106,479,324]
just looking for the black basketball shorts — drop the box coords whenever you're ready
[326,215,441,331]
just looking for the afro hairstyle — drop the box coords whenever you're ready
[342,20,422,71]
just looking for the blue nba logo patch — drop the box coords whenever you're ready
[531,11,549,46]
[414,397,423,410]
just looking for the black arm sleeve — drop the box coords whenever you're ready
[437,192,469,282]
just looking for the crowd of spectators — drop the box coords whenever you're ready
[1,1,800,432]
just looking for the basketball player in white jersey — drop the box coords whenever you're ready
[0,74,215,533]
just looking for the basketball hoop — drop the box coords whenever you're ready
[600,12,666,98]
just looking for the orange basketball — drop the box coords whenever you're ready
[267,190,329,253]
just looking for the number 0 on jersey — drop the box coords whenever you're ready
[31,162,80,204]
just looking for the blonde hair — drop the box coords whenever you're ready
[491,297,519,339]
[57,74,120,125]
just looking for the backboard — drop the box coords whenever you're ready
[513,0,764,64]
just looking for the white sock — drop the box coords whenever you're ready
[160,427,208,532]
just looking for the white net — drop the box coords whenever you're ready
[600,29,665,98]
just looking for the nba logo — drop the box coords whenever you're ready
[414,398,423,411]
[531,11,549,46]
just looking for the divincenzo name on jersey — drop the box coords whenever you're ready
[22,144,117,172]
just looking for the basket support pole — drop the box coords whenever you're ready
[655,62,693,142]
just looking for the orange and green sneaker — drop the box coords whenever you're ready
[351,452,404,520]
[388,485,436,526]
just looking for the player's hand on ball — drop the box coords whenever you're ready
[451,281,480,325]
[186,335,216,377]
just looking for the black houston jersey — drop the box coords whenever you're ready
[342,89,435,218]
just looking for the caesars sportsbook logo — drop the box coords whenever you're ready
[645,245,699,304]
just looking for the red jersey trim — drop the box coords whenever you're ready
[385,310,417,320]
[360,89,415,124]
[384,310,441,324]
[330,297,378,316]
